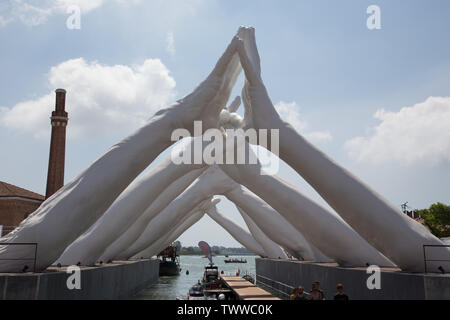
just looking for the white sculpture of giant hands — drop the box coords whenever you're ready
[0,32,244,272]
[115,167,239,260]
[123,199,216,260]
[197,165,326,261]
[226,185,330,262]
[206,205,266,257]
[97,168,205,264]
[57,146,206,266]
[237,207,287,259]
[236,27,448,272]
[133,210,206,259]
[219,138,393,267]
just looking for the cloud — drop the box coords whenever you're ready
[0,0,135,27]
[0,58,176,139]
[166,31,176,56]
[345,96,450,165]
[275,101,333,144]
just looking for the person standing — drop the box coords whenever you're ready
[308,282,324,300]
[294,286,308,300]
[334,283,349,301]
[290,287,299,300]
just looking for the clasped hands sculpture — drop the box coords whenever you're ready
[1,26,448,273]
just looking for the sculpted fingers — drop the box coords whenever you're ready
[236,37,260,86]
[210,36,240,79]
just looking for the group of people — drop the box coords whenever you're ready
[290,281,349,301]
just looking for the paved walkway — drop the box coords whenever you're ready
[221,276,280,300]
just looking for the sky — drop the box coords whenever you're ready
[1,0,449,247]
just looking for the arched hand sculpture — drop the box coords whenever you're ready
[0,31,244,272]
[206,205,266,257]
[57,149,206,266]
[113,167,238,260]
[225,185,330,262]
[1,26,442,275]
[219,137,393,267]
[133,210,206,260]
[237,207,287,259]
[97,168,205,264]
[235,26,448,272]
[124,198,217,260]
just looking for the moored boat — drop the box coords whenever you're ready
[157,244,181,276]
[224,258,247,264]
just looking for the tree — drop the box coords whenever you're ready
[416,203,450,238]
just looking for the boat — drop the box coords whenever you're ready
[182,241,234,300]
[224,258,247,264]
[188,282,205,300]
[202,264,222,289]
[157,244,181,276]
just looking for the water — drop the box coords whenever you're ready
[134,255,257,300]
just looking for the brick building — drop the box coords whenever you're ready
[0,181,44,236]
[0,89,67,236]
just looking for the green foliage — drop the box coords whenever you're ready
[416,203,450,238]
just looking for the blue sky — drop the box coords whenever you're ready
[1,0,449,247]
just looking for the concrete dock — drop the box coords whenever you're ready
[221,276,280,300]
[0,259,159,300]
[256,258,450,300]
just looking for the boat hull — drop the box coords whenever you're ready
[159,261,180,276]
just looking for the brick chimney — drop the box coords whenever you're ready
[45,89,68,199]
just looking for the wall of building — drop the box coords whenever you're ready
[0,259,159,300]
[0,198,42,236]
[256,258,450,300]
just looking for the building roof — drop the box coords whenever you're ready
[0,181,45,201]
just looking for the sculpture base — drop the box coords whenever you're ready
[256,258,450,300]
[0,259,159,300]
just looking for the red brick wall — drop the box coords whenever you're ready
[0,198,42,236]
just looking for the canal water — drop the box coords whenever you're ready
[134,255,257,300]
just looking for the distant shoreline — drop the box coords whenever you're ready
[179,253,256,256]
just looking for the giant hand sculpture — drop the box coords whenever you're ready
[113,167,239,260]
[57,139,207,266]
[237,207,287,259]
[206,205,266,257]
[132,210,206,260]
[97,168,205,264]
[123,198,216,260]
[235,26,449,272]
[0,32,245,272]
[226,185,330,262]
[219,137,393,267]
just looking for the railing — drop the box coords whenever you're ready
[0,243,38,273]
[256,274,293,298]
[423,245,450,274]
